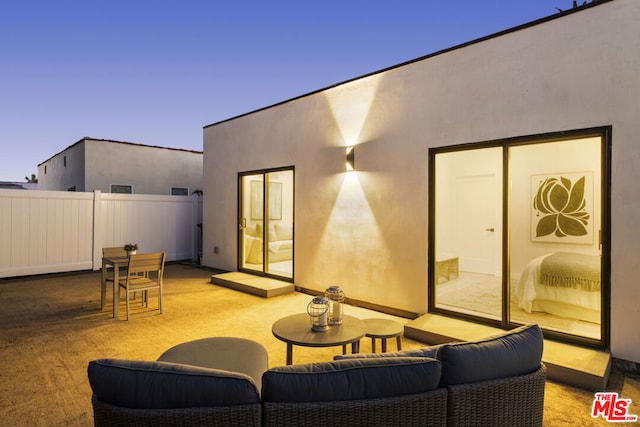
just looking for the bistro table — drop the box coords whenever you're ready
[363,318,403,353]
[272,313,366,365]
[101,255,129,318]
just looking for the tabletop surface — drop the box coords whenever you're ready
[102,256,129,264]
[272,313,366,347]
[363,318,403,337]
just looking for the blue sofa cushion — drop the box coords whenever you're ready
[436,324,543,386]
[88,358,260,409]
[333,345,443,360]
[262,357,441,403]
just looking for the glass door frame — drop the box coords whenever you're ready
[238,166,295,282]
[428,127,611,349]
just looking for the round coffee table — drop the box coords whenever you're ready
[272,313,366,365]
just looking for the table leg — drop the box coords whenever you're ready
[286,343,293,365]
[113,262,120,319]
[100,261,107,310]
[382,338,388,353]
[396,336,402,350]
[351,340,359,354]
[371,338,377,353]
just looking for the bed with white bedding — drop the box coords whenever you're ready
[515,252,601,323]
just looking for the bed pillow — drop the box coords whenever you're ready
[268,225,278,242]
[261,357,441,403]
[436,324,543,386]
[256,223,278,242]
[88,359,260,409]
[245,224,257,237]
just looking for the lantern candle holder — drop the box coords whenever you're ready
[307,297,329,332]
[325,285,345,325]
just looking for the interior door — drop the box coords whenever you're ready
[455,175,498,275]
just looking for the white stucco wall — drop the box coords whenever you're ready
[203,0,640,363]
[39,138,203,195]
[37,142,85,191]
[84,139,203,195]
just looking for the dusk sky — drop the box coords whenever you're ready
[1,1,573,182]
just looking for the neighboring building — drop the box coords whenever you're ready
[0,182,37,190]
[202,0,640,368]
[37,137,203,195]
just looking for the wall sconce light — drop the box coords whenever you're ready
[346,146,355,171]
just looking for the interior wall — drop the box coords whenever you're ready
[203,0,640,362]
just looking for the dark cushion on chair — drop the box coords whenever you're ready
[88,358,260,409]
[262,357,441,403]
[436,324,543,386]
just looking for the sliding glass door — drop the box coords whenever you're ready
[239,168,294,280]
[431,146,503,320]
[508,136,604,342]
[430,128,609,347]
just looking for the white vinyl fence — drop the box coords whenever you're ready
[0,189,202,278]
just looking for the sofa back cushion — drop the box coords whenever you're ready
[333,344,443,360]
[262,357,441,403]
[244,235,263,263]
[436,324,543,386]
[88,359,260,409]
[274,223,293,241]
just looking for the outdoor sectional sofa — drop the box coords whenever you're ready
[87,324,546,427]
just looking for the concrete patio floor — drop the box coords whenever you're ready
[0,263,638,426]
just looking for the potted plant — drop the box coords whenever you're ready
[124,243,138,256]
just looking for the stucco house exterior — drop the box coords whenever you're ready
[37,137,203,195]
[202,0,640,367]
[0,182,37,190]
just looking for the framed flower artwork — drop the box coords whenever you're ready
[530,172,593,244]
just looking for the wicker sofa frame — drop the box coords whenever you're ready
[446,365,547,427]
[92,397,261,427]
[262,389,448,427]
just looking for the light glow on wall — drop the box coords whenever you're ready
[325,75,381,172]
[306,75,396,302]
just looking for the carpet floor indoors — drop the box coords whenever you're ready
[0,263,638,426]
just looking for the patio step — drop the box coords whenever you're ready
[210,272,294,298]
[405,313,611,391]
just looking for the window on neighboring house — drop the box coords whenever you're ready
[63,156,67,167]
[111,184,132,194]
[44,165,47,174]
[171,187,189,196]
